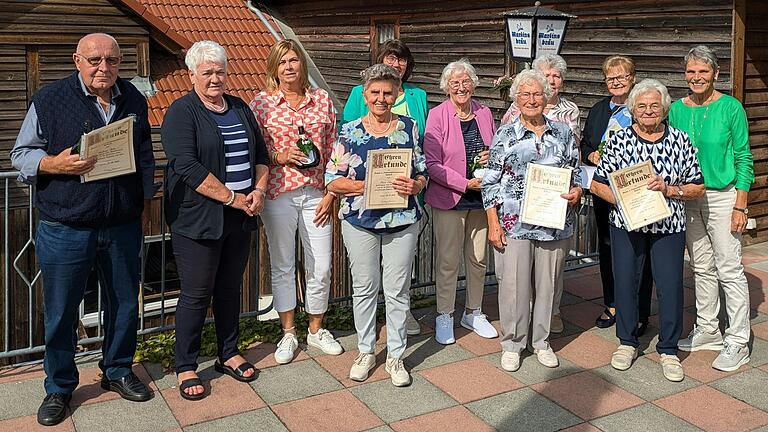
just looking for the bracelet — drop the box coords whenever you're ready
[253,187,266,196]
[223,189,235,206]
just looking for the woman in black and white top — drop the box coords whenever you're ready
[590,79,704,382]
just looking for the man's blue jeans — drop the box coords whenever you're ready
[36,219,142,395]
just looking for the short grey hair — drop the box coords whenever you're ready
[361,64,402,90]
[684,45,719,71]
[626,78,672,119]
[532,53,567,78]
[185,40,227,72]
[439,58,479,94]
[510,69,553,101]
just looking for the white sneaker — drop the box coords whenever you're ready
[274,333,298,364]
[385,356,411,387]
[660,354,685,382]
[712,342,750,372]
[611,345,637,371]
[434,313,455,345]
[460,309,498,339]
[678,326,723,352]
[534,348,559,368]
[405,311,421,336]
[349,352,376,382]
[306,328,343,355]
[500,351,521,372]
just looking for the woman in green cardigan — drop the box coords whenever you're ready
[343,39,428,145]
[669,45,754,372]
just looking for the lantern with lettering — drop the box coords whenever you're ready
[503,1,575,62]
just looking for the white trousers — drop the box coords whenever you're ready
[341,220,419,359]
[686,186,751,347]
[260,187,332,315]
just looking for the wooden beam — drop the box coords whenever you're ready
[137,40,149,77]
[731,0,746,101]
[25,45,38,102]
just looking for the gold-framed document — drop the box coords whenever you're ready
[520,163,572,230]
[608,159,672,231]
[363,148,412,210]
[79,116,136,183]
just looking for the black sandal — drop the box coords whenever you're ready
[595,308,616,328]
[179,377,206,401]
[214,359,258,383]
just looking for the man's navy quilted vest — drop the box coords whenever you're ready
[32,72,145,226]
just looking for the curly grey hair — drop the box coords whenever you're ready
[439,58,479,94]
[684,45,719,71]
[532,53,567,78]
[510,69,553,102]
[361,64,402,90]
[626,78,672,119]
[185,40,227,72]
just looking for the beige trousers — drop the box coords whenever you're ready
[432,208,488,315]
[496,237,568,353]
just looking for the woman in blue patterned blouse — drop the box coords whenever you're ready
[483,69,582,373]
[326,64,428,388]
[591,79,704,382]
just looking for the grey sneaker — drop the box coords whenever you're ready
[712,342,750,372]
[405,310,421,336]
[660,354,685,382]
[385,356,411,387]
[678,326,723,352]
[349,352,376,381]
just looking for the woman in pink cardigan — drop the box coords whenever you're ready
[424,59,497,345]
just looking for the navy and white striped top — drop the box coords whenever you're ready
[208,109,252,191]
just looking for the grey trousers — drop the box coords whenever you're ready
[495,237,569,353]
[341,220,419,359]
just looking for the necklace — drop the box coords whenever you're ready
[203,98,227,113]
[365,112,393,135]
[453,102,473,121]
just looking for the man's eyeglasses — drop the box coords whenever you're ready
[77,54,122,67]
[448,79,474,89]
[605,74,632,84]
[383,54,407,66]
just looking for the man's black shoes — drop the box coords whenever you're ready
[37,393,71,426]
[100,372,152,402]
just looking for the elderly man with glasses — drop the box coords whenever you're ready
[10,32,155,426]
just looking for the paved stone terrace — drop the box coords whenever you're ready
[3,243,768,431]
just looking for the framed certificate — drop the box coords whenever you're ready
[520,163,572,230]
[608,160,672,231]
[79,116,136,183]
[363,148,412,210]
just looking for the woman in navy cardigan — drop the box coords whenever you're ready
[423,59,498,345]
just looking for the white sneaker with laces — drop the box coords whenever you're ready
[500,351,521,372]
[660,354,684,382]
[460,309,498,339]
[385,356,411,387]
[405,310,421,336]
[678,326,723,352]
[274,333,299,364]
[534,348,559,368]
[434,313,455,345]
[306,328,343,355]
[712,342,750,372]
[349,352,376,382]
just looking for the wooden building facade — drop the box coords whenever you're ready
[263,0,768,243]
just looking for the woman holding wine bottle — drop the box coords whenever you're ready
[250,39,343,365]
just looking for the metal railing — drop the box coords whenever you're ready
[1,169,598,363]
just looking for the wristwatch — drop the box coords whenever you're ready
[733,207,749,215]
[675,187,684,198]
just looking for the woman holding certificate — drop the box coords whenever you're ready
[326,64,428,387]
[669,46,754,372]
[423,59,497,345]
[162,40,269,399]
[590,79,704,382]
[483,69,582,372]
[250,40,343,366]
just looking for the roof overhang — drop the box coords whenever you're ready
[113,0,192,53]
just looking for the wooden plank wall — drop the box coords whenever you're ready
[743,1,768,244]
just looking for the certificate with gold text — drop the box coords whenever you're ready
[520,163,572,230]
[608,160,672,231]
[80,116,136,183]
[363,148,412,210]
